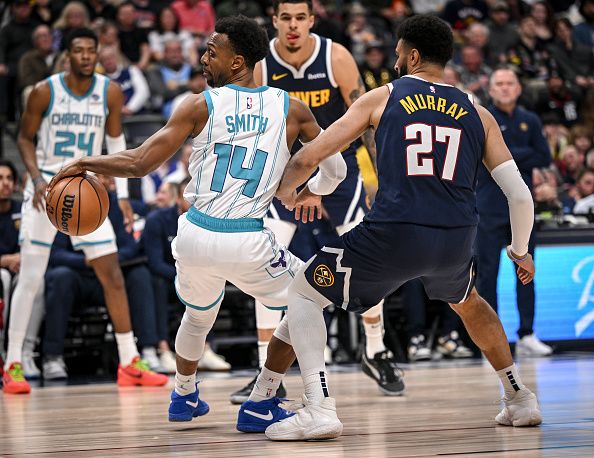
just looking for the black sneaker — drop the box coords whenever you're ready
[229,371,287,405]
[361,350,405,396]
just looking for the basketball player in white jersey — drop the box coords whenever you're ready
[2,28,167,394]
[50,16,346,429]
[227,0,403,403]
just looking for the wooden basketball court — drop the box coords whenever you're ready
[2,355,594,457]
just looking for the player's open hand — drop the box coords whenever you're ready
[48,160,86,193]
[506,246,535,285]
[32,178,48,212]
[276,186,297,210]
[294,186,323,223]
[118,198,135,233]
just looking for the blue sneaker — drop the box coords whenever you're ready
[237,397,295,433]
[168,384,210,422]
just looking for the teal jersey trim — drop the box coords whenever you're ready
[72,239,114,248]
[263,304,288,311]
[103,78,109,116]
[283,91,289,118]
[40,169,56,177]
[187,206,263,232]
[59,73,97,101]
[226,84,269,93]
[43,78,55,118]
[203,90,213,115]
[175,283,224,311]
[29,239,53,248]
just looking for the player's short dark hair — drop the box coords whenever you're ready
[0,159,18,183]
[65,28,98,51]
[273,0,312,13]
[396,15,453,67]
[215,15,269,69]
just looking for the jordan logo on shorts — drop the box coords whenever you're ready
[271,249,287,268]
[313,264,334,287]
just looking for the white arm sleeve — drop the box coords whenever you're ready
[106,134,129,199]
[302,129,347,195]
[126,66,150,113]
[490,159,534,255]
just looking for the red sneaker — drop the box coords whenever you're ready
[117,356,168,387]
[2,363,31,394]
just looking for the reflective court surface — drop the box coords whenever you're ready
[1,355,593,457]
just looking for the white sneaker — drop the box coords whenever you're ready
[436,331,473,358]
[198,346,231,371]
[265,396,343,441]
[408,334,431,361]
[159,350,177,374]
[43,356,68,380]
[142,347,163,372]
[496,388,542,426]
[22,351,41,379]
[516,334,553,357]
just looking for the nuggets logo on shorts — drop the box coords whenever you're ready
[313,264,334,287]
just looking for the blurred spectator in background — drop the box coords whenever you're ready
[310,0,349,47]
[153,181,178,209]
[541,112,570,161]
[559,144,586,187]
[171,0,216,47]
[358,41,395,92]
[130,0,166,30]
[149,7,198,66]
[532,167,562,214]
[99,45,150,116]
[31,0,63,27]
[164,142,192,184]
[82,0,117,24]
[18,25,57,107]
[345,3,377,65]
[116,1,151,71]
[411,0,448,15]
[216,0,263,19]
[170,65,207,113]
[530,1,554,43]
[142,180,231,371]
[98,20,122,52]
[574,0,594,48]
[52,1,90,52]
[486,2,519,67]
[0,0,37,123]
[442,0,488,40]
[476,67,553,357]
[463,22,490,62]
[548,18,594,91]
[572,168,594,214]
[43,179,171,378]
[147,39,192,118]
[534,71,581,127]
[458,45,491,103]
[570,125,594,158]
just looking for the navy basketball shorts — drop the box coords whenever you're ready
[268,150,369,228]
[304,220,477,314]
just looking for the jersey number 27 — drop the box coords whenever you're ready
[405,123,461,181]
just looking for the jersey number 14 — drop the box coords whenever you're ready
[405,123,461,181]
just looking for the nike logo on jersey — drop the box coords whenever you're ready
[186,400,199,408]
[244,409,273,421]
[272,73,288,81]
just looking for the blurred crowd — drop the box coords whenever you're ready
[2,0,594,378]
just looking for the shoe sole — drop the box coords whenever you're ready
[266,422,343,441]
[237,423,266,433]
[361,364,405,396]
[378,385,405,396]
[169,405,210,422]
[230,394,248,405]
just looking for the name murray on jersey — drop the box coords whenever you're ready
[50,113,104,127]
[399,93,469,120]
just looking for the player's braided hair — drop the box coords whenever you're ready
[396,15,453,67]
[215,15,269,69]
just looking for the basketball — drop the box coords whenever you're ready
[45,174,109,236]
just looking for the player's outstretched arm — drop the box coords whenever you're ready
[49,94,208,188]
[17,82,51,211]
[277,87,388,206]
[478,105,535,284]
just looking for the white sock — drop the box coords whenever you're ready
[115,331,139,367]
[257,340,269,368]
[303,371,330,404]
[363,320,386,358]
[248,366,284,402]
[496,364,526,399]
[5,330,25,370]
[175,372,196,396]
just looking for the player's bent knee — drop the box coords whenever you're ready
[273,315,291,345]
[288,266,331,310]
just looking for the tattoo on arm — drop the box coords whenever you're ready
[349,76,365,104]
[362,127,377,175]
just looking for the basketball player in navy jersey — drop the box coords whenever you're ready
[264,15,542,440]
[229,0,403,404]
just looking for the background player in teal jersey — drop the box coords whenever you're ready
[2,28,167,395]
[230,0,404,404]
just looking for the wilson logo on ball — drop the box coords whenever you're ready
[60,194,76,232]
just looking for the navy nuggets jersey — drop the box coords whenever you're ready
[261,34,347,134]
[369,75,485,227]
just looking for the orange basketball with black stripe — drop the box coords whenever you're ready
[45,174,109,236]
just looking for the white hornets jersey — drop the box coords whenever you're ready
[37,73,110,176]
[185,85,291,219]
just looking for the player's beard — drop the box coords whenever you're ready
[396,62,408,78]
